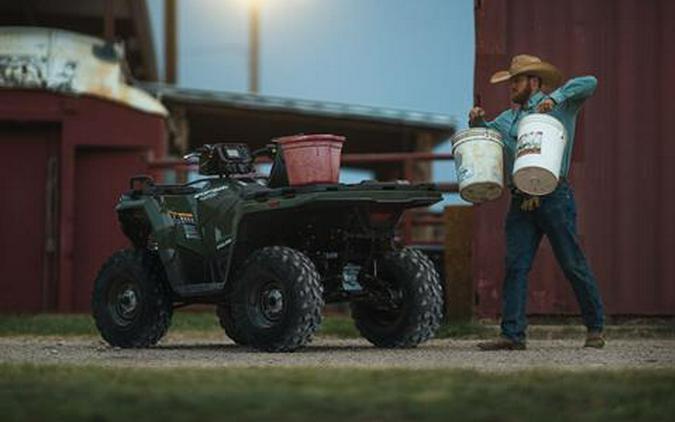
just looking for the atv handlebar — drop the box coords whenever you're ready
[182,152,200,162]
[251,144,278,159]
[183,144,213,162]
[183,144,276,164]
[129,175,154,191]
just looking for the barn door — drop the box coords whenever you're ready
[0,122,60,313]
[72,148,147,311]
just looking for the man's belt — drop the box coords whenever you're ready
[510,177,569,211]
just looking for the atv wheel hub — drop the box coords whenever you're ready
[119,288,139,315]
[108,281,141,326]
[260,287,284,321]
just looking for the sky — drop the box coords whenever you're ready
[146,0,475,201]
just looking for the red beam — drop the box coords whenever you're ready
[342,152,454,164]
[148,152,456,169]
[435,183,459,193]
[148,159,196,170]
[410,216,445,226]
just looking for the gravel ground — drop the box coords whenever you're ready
[1,334,674,371]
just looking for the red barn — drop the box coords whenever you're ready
[0,27,167,312]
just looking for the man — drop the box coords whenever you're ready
[469,54,605,350]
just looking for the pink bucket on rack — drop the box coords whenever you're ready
[275,134,345,186]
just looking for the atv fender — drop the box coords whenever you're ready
[116,198,186,291]
[116,198,175,244]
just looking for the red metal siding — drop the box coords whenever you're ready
[473,0,675,316]
[0,91,166,313]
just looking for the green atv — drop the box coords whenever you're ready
[92,141,444,352]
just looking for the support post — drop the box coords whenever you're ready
[103,0,115,42]
[443,206,474,321]
[249,1,260,93]
[165,0,178,84]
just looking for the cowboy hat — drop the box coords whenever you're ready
[490,54,563,88]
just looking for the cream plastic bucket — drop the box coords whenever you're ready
[513,114,568,195]
[450,128,504,203]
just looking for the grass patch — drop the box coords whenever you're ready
[0,364,674,421]
[167,311,221,332]
[317,314,359,338]
[1,312,673,339]
[0,312,222,337]
[0,314,96,337]
[436,320,497,338]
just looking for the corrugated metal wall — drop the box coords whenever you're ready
[473,0,675,316]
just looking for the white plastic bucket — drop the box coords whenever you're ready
[513,113,568,196]
[450,128,504,203]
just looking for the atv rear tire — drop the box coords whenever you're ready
[230,246,323,352]
[216,302,249,346]
[351,248,443,348]
[92,250,172,348]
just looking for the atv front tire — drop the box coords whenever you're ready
[230,246,323,352]
[92,250,173,348]
[216,302,249,346]
[351,248,443,348]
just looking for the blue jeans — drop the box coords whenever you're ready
[501,181,605,342]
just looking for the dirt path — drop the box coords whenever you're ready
[2,334,674,371]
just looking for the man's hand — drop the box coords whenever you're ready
[536,98,556,113]
[469,106,486,124]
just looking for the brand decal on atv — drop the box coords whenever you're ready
[168,211,201,240]
[168,211,195,224]
[194,185,229,200]
[217,237,233,250]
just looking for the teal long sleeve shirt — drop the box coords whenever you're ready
[470,76,598,181]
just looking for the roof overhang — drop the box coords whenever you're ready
[142,82,456,157]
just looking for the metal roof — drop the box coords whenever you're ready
[0,27,167,116]
[0,0,158,81]
[140,82,456,132]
